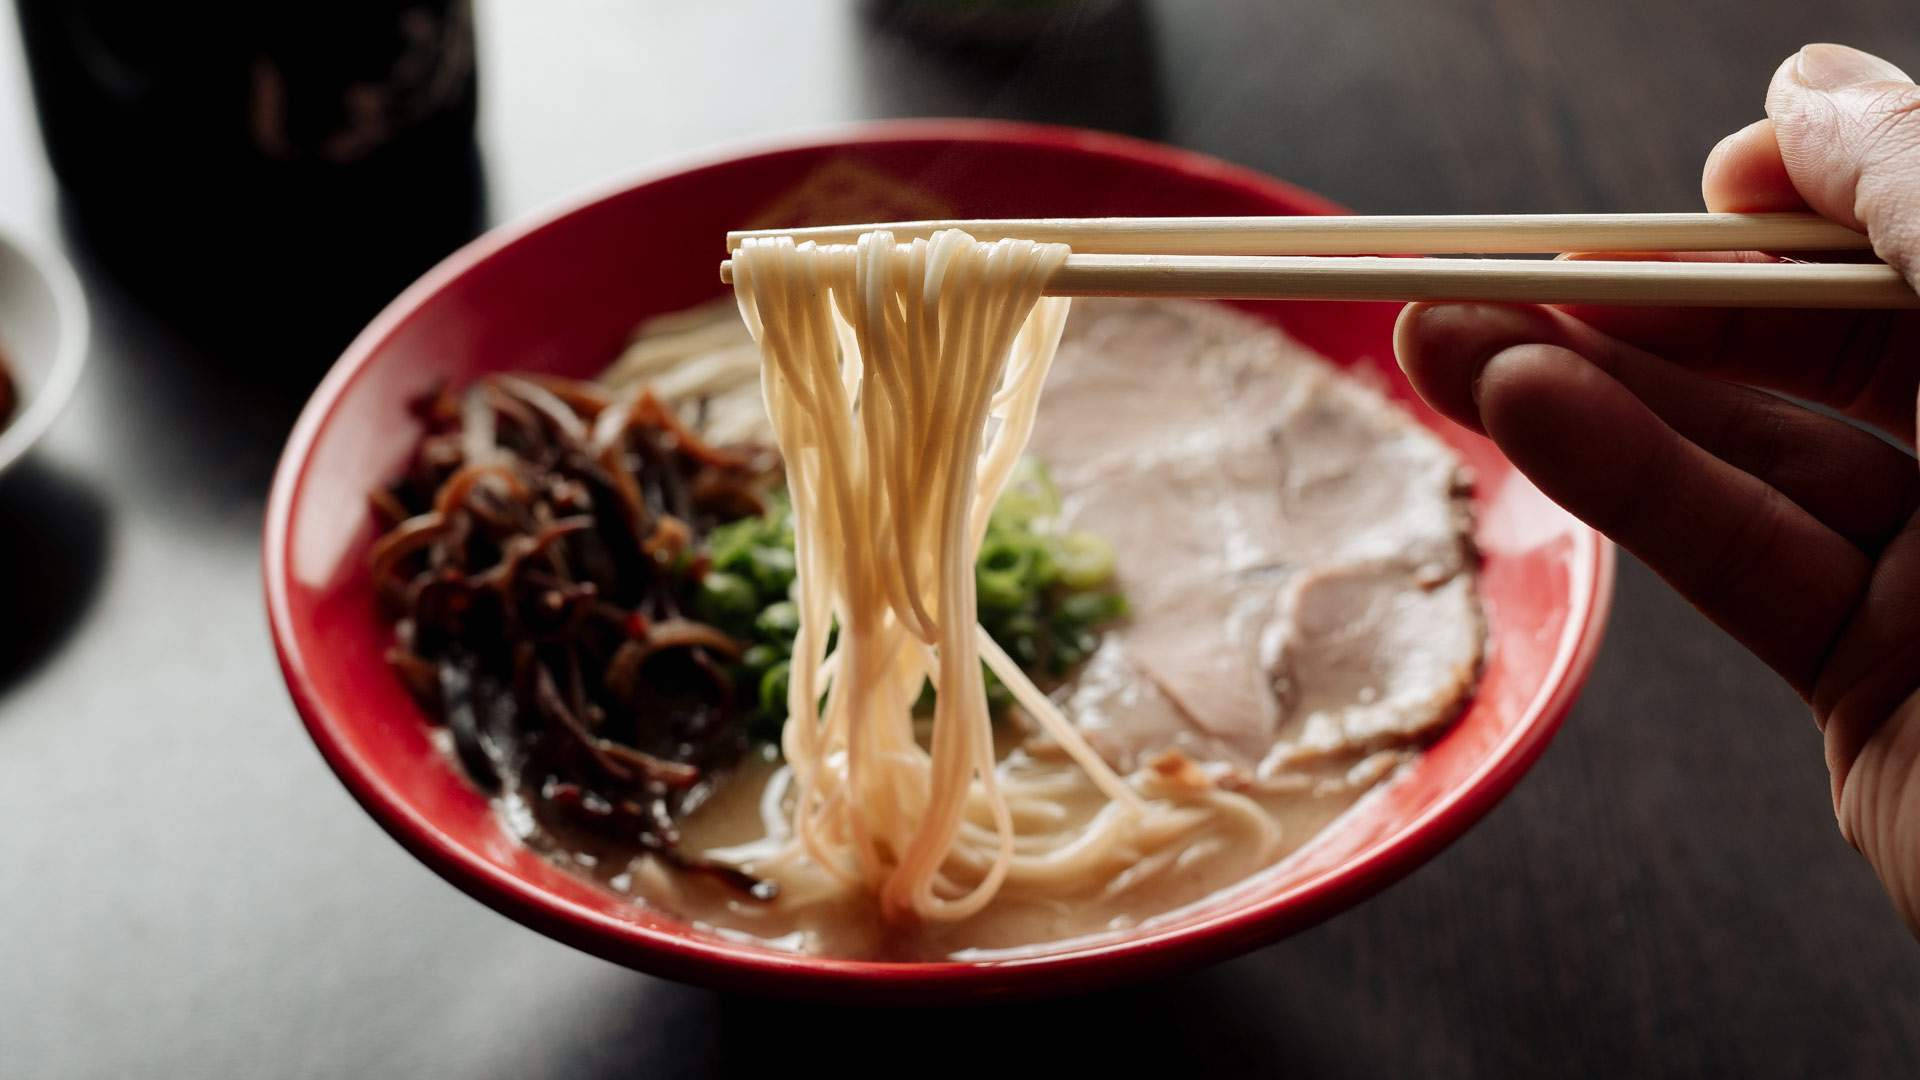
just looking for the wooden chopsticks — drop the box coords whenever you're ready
[726,212,1871,255]
[718,212,1918,309]
[1038,255,1913,308]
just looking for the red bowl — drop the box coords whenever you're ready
[265,121,1613,1002]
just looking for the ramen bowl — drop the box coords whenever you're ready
[264,121,1613,1002]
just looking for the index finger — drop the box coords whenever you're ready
[1702,118,1806,213]
[1555,248,1920,445]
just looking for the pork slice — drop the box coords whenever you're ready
[1269,373,1473,576]
[1061,577,1290,775]
[1056,447,1295,611]
[1030,299,1312,483]
[1059,632,1262,778]
[1042,317,1470,598]
[1021,299,1484,787]
[1258,562,1483,777]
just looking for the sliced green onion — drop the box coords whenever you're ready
[976,568,1026,613]
[747,544,796,596]
[992,456,1061,527]
[978,534,1035,577]
[690,455,1130,746]
[755,600,800,643]
[1057,589,1127,628]
[706,517,763,572]
[977,534,1038,613]
[758,661,791,717]
[998,611,1039,639]
[695,570,759,625]
[1050,530,1116,590]
[740,643,782,674]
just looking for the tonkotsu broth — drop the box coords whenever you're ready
[522,296,1484,961]
[653,748,1395,960]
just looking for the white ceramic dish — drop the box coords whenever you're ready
[0,225,88,478]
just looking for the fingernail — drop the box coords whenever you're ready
[1792,43,1910,91]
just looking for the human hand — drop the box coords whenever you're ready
[1393,43,1920,933]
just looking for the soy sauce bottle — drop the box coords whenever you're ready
[14,1,485,354]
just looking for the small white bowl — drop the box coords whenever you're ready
[0,225,88,478]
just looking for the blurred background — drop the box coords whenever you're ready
[0,2,1916,1077]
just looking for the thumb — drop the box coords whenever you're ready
[1768,44,1920,285]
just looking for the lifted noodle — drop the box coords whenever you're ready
[727,229,1275,923]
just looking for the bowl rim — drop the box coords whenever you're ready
[0,224,89,478]
[264,118,1616,999]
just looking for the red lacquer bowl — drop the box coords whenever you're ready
[264,121,1613,1002]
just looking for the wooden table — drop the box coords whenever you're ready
[2,2,1915,1075]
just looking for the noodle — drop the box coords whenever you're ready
[728,230,1276,923]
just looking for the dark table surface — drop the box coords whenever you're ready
[3,2,1916,1076]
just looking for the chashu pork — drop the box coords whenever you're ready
[1027,300,1482,789]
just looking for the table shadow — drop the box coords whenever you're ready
[725,975,1345,1076]
[0,457,110,697]
[561,962,1359,1078]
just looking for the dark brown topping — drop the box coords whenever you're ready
[371,373,780,898]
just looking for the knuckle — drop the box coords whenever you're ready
[1688,484,1793,624]
[1851,87,1920,275]
[1859,85,1920,146]
[1867,196,1920,285]
[1714,389,1794,484]
[1588,423,1678,540]
[1823,309,1901,418]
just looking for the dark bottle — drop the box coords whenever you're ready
[862,0,1123,50]
[14,2,485,352]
